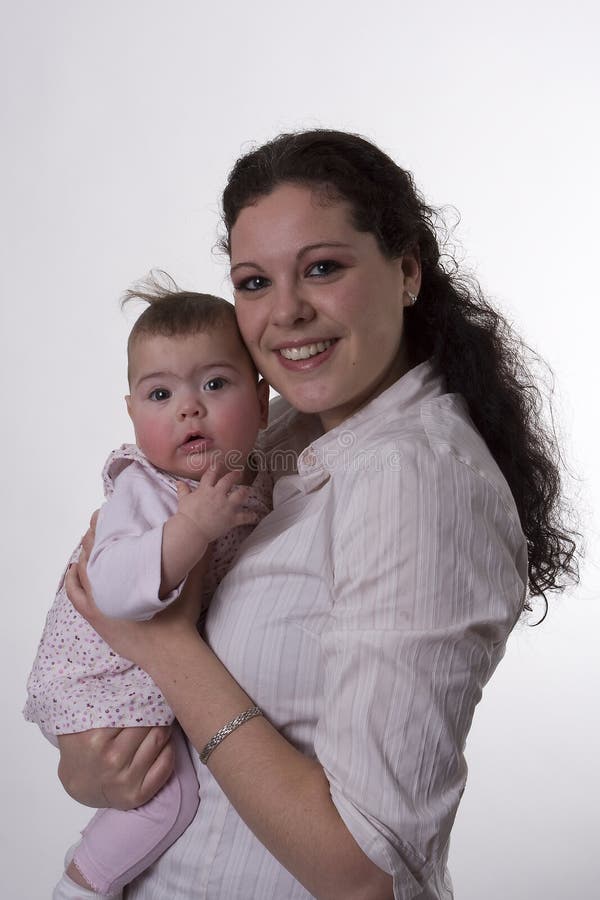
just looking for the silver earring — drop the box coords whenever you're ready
[407,292,418,306]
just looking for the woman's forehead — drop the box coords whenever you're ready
[230,183,359,260]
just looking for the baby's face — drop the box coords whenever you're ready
[126,326,269,481]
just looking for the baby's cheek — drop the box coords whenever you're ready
[135,417,169,463]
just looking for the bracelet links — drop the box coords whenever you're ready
[199,705,263,765]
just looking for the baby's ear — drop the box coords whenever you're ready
[257,379,270,429]
[125,395,133,420]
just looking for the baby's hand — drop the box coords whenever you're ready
[175,469,258,544]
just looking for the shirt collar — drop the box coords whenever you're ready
[297,358,444,476]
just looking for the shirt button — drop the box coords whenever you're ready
[303,449,317,467]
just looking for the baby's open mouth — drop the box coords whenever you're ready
[181,433,213,453]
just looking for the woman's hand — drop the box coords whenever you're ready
[57,725,175,810]
[64,520,205,670]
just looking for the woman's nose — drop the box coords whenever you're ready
[269,280,315,328]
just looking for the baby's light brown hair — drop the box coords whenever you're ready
[123,272,256,386]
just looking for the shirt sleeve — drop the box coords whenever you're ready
[87,463,184,620]
[314,444,528,898]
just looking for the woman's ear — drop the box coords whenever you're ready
[257,379,270,429]
[401,247,422,304]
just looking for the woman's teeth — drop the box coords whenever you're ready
[279,340,333,361]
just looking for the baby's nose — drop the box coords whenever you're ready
[176,394,205,420]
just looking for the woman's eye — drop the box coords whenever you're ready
[236,275,269,292]
[148,388,171,401]
[204,377,226,392]
[306,260,340,277]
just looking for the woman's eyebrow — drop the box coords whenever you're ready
[230,242,353,275]
[297,241,352,257]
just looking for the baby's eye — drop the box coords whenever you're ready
[235,275,270,292]
[306,260,340,277]
[148,388,171,401]
[204,377,227,392]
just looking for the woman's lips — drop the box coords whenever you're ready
[275,338,338,371]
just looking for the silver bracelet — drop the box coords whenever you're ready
[199,706,264,765]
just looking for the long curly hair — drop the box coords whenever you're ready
[220,129,580,610]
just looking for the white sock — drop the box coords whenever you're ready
[52,871,122,900]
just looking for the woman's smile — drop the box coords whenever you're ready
[275,336,339,368]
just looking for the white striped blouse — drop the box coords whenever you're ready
[126,359,528,900]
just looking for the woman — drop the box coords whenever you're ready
[60,130,578,899]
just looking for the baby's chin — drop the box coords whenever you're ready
[177,456,252,485]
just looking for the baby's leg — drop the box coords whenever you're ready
[59,726,198,897]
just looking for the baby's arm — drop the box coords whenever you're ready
[159,469,258,597]
[87,464,255,621]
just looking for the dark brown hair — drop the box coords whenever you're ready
[123,272,255,383]
[220,129,580,611]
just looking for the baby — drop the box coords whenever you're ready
[24,282,271,899]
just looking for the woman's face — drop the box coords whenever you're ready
[230,183,421,430]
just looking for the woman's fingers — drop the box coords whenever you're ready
[76,545,93,597]
[79,508,100,557]
[135,728,177,805]
[81,528,95,558]
[104,725,175,809]
[64,555,90,617]
[57,725,175,810]
[65,553,119,646]
[65,547,99,626]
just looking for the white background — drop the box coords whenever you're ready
[2,2,599,897]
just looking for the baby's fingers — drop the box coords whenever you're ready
[216,469,244,494]
[199,467,219,488]
[233,510,260,527]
